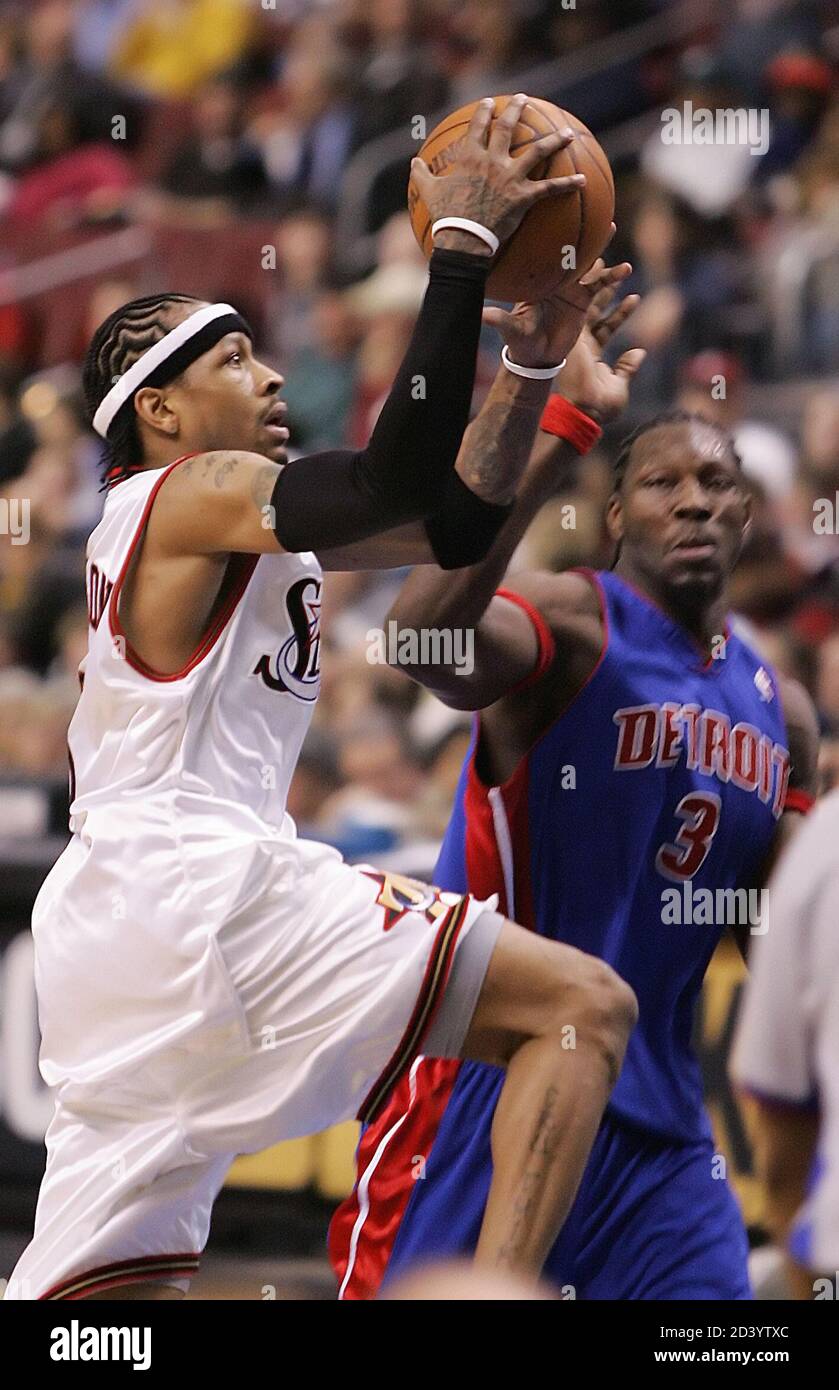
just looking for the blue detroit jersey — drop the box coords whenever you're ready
[436,568,790,1140]
[329,568,791,1298]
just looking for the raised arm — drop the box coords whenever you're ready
[316,255,634,573]
[150,97,587,563]
[382,281,645,708]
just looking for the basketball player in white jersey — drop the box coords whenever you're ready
[5,97,638,1301]
[730,790,839,1298]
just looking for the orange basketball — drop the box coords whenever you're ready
[408,95,615,303]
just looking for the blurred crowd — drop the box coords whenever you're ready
[2,0,839,858]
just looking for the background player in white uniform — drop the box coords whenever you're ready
[4,98,638,1301]
[731,790,839,1298]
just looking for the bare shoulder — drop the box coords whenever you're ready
[499,568,603,644]
[165,450,280,499]
[145,451,285,557]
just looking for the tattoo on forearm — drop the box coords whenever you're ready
[494,1083,564,1269]
[460,397,544,503]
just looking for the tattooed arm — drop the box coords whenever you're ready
[374,278,645,707]
[145,368,564,567]
[140,450,289,556]
[149,259,636,567]
[318,257,637,571]
[316,367,553,571]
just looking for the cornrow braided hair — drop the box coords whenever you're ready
[82,292,200,489]
[609,408,743,569]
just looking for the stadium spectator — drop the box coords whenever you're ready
[612,189,741,415]
[753,51,834,186]
[815,631,839,735]
[155,74,270,218]
[718,0,826,105]
[108,0,254,99]
[254,18,356,210]
[350,0,449,149]
[676,350,798,502]
[280,288,358,451]
[71,0,144,78]
[262,204,335,363]
[0,362,35,485]
[4,99,136,229]
[0,0,131,174]
[438,0,538,106]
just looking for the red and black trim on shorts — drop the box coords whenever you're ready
[39,1252,200,1300]
[356,895,472,1127]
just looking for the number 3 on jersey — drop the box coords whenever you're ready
[655,791,721,881]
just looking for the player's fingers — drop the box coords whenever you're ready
[612,347,647,378]
[409,155,435,195]
[577,257,606,289]
[524,172,586,205]
[514,126,574,176]
[489,92,528,155]
[465,96,495,149]
[481,305,515,333]
[584,260,631,297]
[588,284,616,317]
[595,293,641,344]
[598,260,633,286]
[587,295,616,336]
[587,276,635,338]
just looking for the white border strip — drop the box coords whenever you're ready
[338,1056,423,1300]
[488,785,516,920]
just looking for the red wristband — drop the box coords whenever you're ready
[784,788,816,815]
[539,395,603,454]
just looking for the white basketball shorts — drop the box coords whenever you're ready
[4,845,501,1300]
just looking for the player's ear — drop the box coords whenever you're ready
[605,490,624,543]
[742,490,753,537]
[134,386,180,437]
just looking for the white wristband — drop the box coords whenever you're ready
[431,217,499,255]
[501,344,566,379]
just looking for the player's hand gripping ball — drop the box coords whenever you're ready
[408,95,615,303]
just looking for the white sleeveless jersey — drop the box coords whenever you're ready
[30,456,343,1087]
[71,458,323,845]
[12,456,496,1281]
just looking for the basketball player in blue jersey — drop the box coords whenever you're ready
[330,295,820,1300]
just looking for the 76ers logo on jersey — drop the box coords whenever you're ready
[253,575,322,702]
[361,868,461,932]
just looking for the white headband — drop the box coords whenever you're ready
[92,302,239,439]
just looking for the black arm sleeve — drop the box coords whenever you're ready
[270,247,490,553]
[423,470,514,570]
